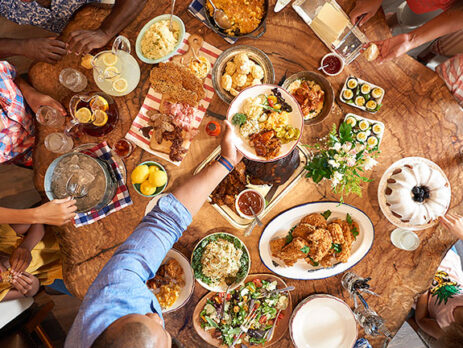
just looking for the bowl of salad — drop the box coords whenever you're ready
[227,84,304,162]
[193,273,292,347]
[191,232,250,292]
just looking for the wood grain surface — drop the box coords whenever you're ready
[29,1,463,347]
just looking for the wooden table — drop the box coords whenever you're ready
[29,1,463,347]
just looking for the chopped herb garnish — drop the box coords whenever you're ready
[301,246,310,254]
[331,243,342,253]
[346,213,353,225]
[307,256,319,267]
[231,113,247,126]
[285,225,297,245]
[351,226,359,239]
[321,210,332,220]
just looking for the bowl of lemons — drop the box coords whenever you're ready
[131,161,168,197]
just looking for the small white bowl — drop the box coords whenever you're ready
[235,189,265,219]
[320,53,345,77]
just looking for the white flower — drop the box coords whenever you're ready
[354,143,365,152]
[334,154,341,161]
[332,171,343,186]
[364,157,378,170]
[331,142,341,151]
[342,142,352,152]
[328,159,340,168]
[346,157,356,167]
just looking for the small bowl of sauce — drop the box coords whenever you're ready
[320,53,344,76]
[236,189,265,219]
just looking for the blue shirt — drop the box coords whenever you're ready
[65,194,192,348]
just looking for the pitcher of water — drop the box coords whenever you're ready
[91,35,140,97]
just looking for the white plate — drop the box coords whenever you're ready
[377,157,451,231]
[290,294,357,348]
[226,84,304,162]
[191,232,251,292]
[343,113,385,148]
[149,249,195,313]
[259,201,375,280]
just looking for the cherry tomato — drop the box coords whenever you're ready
[206,121,221,136]
[253,279,262,288]
[259,315,267,324]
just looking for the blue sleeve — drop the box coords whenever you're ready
[93,193,192,287]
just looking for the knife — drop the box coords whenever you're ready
[264,184,280,204]
[207,110,226,120]
[274,0,291,13]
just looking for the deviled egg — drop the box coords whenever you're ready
[372,123,383,135]
[343,89,354,100]
[366,100,377,111]
[345,116,357,127]
[355,96,365,107]
[371,87,383,99]
[367,136,378,148]
[347,77,358,89]
[360,83,371,94]
[358,120,370,131]
[356,131,367,142]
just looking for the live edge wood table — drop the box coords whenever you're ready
[29,1,463,347]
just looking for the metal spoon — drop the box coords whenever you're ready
[66,175,89,199]
[218,275,236,322]
[317,64,329,71]
[169,0,176,32]
[208,0,232,30]
[249,206,263,226]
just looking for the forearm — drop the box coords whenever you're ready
[0,39,27,59]
[172,161,230,216]
[99,0,146,38]
[408,6,463,49]
[416,317,444,339]
[0,207,39,225]
[19,224,45,251]
[15,77,38,107]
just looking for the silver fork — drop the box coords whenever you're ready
[230,301,258,347]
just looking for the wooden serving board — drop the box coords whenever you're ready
[193,273,292,348]
[171,34,204,66]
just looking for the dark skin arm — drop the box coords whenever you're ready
[0,37,68,64]
[415,292,445,339]
[67,0,147,54]
[9,224,45,274]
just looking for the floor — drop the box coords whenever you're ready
[0,2,462,347]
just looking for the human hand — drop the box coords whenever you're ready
[9,246,32,274]
[25,90,67,116]
[34,198,77,226]
[349,0,383,26]
[67,29,111,55]
[11,272,40,297]
[23,37,68,64]
[439,213,463,240]
[220,120,243,166]
[375,33,413,63]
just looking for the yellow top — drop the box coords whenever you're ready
[0,224,63,301]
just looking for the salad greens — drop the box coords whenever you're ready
[199,278,289,346]
[192,233,249,286]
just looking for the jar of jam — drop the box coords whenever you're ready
[112,139,134,158]
[320,53,344,76]
[235,189,265,219]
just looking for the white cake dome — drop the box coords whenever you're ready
[385,163,450,226]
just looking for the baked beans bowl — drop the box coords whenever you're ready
[204,0,268,39]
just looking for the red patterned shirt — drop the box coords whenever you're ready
[0,61,35,167]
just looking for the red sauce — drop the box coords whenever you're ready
[322,55,342,75]
[238,190,263,216]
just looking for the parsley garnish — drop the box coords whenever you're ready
[301,246,310,254]
[331,243,342,253]
[307,256,319,267]
[351,226,359,239]
[231,113,247,126]
[285,225,297,245]
[346,213,353,225]
[321,210,332,220]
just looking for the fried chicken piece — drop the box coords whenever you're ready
[210,161,247,210]
[270,238,287,257]
[279,237,309,266]
[300,213,328,229]
[292,223,316,239]
[327,223,344,245]
[164,259,183,279]
[319,254,334,267]
[306,228,332,262]
[332,219,354,248]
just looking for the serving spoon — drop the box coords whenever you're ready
[249,206,263,226]
[208,0,232,30]
[218,275,237,322]
[169,0,176,32]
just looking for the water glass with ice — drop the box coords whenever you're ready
[44,132,74,154]
[390,228,420,251]
[59,68,87,92]
[36,106,64,127]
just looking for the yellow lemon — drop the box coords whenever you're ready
[112,78,128,93]
[75,107,93,123]
[81,54,94,69]
[131,165,150,184]
[103,66,119,81]
[140,181,157,196]
[149,166,159,175]
[92,110,108,127]
[102,53,118,66]
[89,95,109,112]
[149,169,167,187]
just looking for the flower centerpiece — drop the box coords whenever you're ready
[304,121,380,202]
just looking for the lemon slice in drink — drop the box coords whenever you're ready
[81,54,94,69]
[92,110,108,127]
[75,107,93,123]
[104,66,119,81]
[89,95,109,112]
[112,78,128,93]
[102,53,118,66]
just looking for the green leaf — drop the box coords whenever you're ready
[331,243,342,253]
[346,213,353,225]
[285,225,297,245]
[351,226,359,239]
[339,122,353,143]
[307,256,319,267]
[321,210,332,220]
[205,316,219,328]
[232,113,247,126]
[301,246,310,254]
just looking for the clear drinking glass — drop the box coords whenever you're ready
[44,132,74,154]
[59,68,88,92]
[390,228,420,251]
[36,106,63,127]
